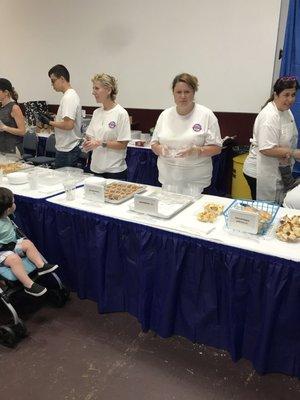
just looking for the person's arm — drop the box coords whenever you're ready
[260,146,293,158]
[83,138,128,151]
[49,117,75,131]
[151,141,166,156]
[0,105,26,136]
[150,114,165,156]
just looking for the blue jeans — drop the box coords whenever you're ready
[55,145,81,169]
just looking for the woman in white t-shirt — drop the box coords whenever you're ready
[243,76,300,203]
[283,184,300,209]
[151,73,222,196]
[83,73,131,180]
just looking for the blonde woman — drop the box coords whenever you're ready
[0,78,26,154]
[83,73,131,180]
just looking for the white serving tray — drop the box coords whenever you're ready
[129,189,194,219]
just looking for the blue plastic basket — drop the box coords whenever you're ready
[223,199,280,235]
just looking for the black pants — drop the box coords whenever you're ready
[243,173,256,200]
[93,169,127,181]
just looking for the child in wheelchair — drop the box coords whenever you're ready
[0,187,59,296]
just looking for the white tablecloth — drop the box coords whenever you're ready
[46,188,300,262]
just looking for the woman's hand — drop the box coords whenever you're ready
[292,149,300,160]
[151,142,169,157]
[0,123,7,132]
[82,137,101,152]
[175,146,197,158]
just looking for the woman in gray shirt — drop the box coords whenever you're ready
[0,78,26,154]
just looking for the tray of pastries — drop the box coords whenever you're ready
[104,182,146,204]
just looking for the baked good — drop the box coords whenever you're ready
[197,202,224,223]
[276,215,300,242]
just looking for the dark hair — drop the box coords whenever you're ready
[0,78,19,102]
[172,73,199,93]
[0,187,14,217]
[263,76,300,108]
[48,64,70,82]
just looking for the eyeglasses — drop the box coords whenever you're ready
[279,76,297,82]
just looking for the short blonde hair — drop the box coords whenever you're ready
[92,73,118,101]
[172,73,199,93]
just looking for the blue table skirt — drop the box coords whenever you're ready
[14,195,300,377]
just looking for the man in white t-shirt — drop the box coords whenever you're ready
[40,64,82,168]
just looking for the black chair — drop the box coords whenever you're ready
[27,134,56,167]
[22,132,38,161]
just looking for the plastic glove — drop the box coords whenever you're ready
[160,145,170,157]
[175,146,197,158]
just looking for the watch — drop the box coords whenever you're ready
[101,141,107,148]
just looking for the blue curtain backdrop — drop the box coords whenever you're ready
[280,0,300,172]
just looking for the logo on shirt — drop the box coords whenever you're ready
[192,123,202,132]
[108,121,116,129]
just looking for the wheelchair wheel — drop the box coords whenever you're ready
[48,289,67,308]
[61,286,70,302]
[0,325,18,348]
[13,320,27,339]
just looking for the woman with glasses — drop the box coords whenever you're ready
[243,76,300,203]
[82,73,131,180]
[151,73,222,196]
[0,78,26,154]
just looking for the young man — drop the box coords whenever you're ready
[39,64,82,168]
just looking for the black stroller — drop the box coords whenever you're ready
[0,221,69,347]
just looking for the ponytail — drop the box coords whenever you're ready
[261,94,274,109]
[11,87,18,102]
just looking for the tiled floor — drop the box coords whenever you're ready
[0,293,299,400]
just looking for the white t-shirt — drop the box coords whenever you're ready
[151,104,222,190]
[283,184,300,209]
[55,88,82,152]
[243,102,298,178]
[86,104,131,173]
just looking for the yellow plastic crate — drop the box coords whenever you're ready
[231,153,252,199]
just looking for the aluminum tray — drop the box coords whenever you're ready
[129,189,194,219]
[104,182,147,204]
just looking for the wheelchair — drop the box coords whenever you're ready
[0,225,70,347]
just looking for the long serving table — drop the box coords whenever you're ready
[13,182,300,378]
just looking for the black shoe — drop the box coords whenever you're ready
[24,282,47,297]
[38,263,59,276]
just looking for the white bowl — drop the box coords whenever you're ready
[7,172,29,185]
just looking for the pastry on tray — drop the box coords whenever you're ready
[276,215,300,242]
